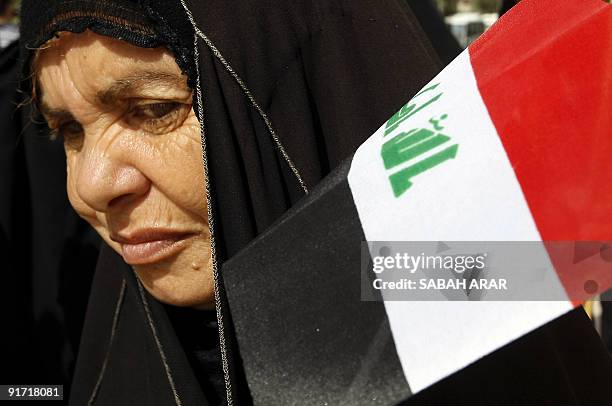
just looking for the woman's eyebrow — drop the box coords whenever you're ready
[38,71,185,118]
[39,104,75,124]
[96,71,186,106]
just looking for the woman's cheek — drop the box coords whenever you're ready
[65,151,98,223]
[154,121,207,215]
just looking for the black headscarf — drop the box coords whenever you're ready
[1,34,100,392]
[406,0,461,65]
[20,0,443,404]
[19,1,612,405]
[21,0,442,257]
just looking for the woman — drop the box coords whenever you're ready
[20,0,612,404]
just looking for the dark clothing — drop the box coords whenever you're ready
[18,0,612,404]
[603,291,612,353]
[406,0,461,65]
[410,307,612,405]
[0,40,99,390]
[500,0,520,16]
[165,307,227,405]
[50,0,442,402]
[221,159,612,404]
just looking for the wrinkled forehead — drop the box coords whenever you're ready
[20,0,197,94]
[36,30,182,82]
[35,31,188,110]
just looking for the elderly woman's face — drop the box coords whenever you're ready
[37,31,214,308]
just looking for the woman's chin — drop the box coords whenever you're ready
[133,261,216,309]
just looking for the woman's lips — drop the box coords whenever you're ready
[111,230,194,265]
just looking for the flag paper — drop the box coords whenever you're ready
[348,0,612,394]
[223,0,612,403]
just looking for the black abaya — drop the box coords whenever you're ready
[0,39,100,392]
[18,0,612,404]
[406,0,461,65]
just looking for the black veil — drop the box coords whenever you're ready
[18,0,612,404]
[20,0,443,403]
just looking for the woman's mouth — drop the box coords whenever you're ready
[111,229,195,265]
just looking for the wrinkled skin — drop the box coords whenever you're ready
[37,31,214,308]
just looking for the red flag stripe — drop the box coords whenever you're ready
[470,0,612,303]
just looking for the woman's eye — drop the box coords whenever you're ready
[133,102,181,119]
[55,120,84,149]
[128,101,190,134]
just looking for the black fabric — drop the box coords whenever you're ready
[407,307,612,405]
[500,0,520,16]
[165,306,227,406]
[20,0,197,89]
[222,159,412,405]
[0,41,35,385]
[222,155,612,405]
[406,0,461,66]
[19,0,442,403]
[18,0,612,404]
[1,39,99,392]
[70,244,210,405]
[21,0,442,274]
[189,0,442,258]
[603,290,612,353]
[183,4,442,399]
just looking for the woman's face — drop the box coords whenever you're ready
[37,31,214,308]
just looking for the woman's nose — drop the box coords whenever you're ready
[74,138,151,213]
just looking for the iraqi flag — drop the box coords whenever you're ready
[222,0,612,404]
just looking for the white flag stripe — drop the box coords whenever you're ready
[348,51,544,241]
[347,51,571,394]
